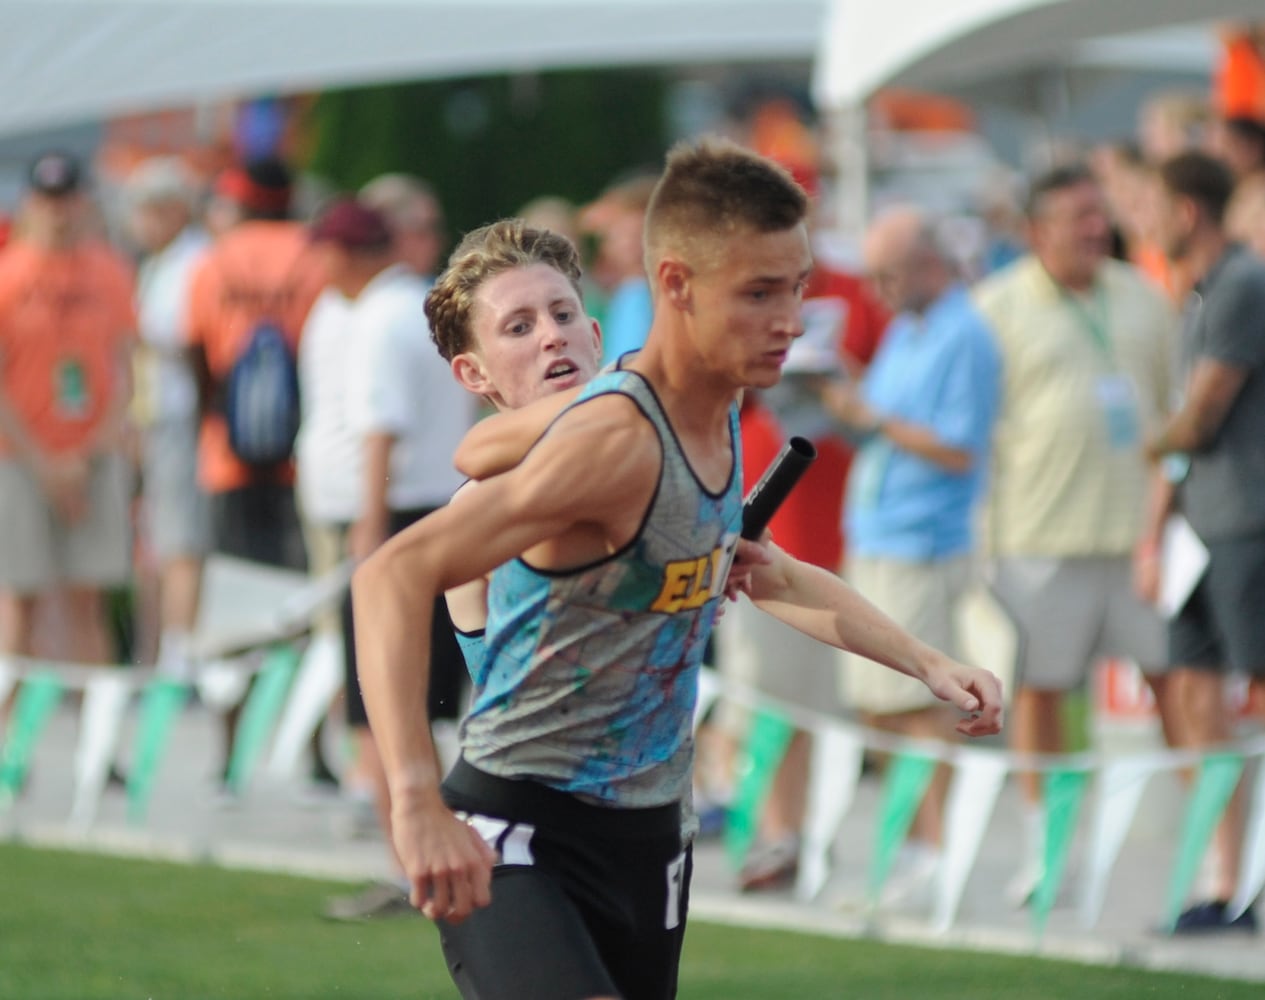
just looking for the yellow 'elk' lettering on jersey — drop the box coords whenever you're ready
[650,545,729,614]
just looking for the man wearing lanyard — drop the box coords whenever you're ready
[973,164,1178,908]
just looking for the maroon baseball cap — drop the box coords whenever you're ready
[309,196,392,251]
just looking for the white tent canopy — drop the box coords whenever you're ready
[0,0,825,138]
[815,0,1263,107]
[3,1,1257,140]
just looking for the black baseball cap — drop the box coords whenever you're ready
[28,151,83,197]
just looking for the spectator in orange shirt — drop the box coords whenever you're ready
[186,157,324,571]
[1214,24,1265,123]
[184,156,329,788]
[0,151,136,679]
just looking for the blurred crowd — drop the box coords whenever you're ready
[1,24,1265,933]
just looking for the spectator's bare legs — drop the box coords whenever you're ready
[1171,667,1244,903]
[0,591,36,720]
[1008,686,1063,904]
[1013,686,1063,800]
[1145,671,1187,750]
[866,705,955,847]
[862,704,955,906]
[62,586,113,665]
[0,593,35,658]
[157,554,202,674]
[739,728,813,892]
[757,729,810,846]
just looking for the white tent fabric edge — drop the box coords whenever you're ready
[0,0,826,138]
[813,0,1264,108]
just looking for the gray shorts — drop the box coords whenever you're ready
[0,453,132,592]
[143,418,211,561]
[1169,531,1265,677]
[991,555,1165,692]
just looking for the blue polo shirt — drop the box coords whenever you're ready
[846,284,1000,561]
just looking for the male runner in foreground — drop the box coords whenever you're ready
[354,138,1004,1000]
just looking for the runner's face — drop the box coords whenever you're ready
[461,263,601,410]
[679,223,812,390]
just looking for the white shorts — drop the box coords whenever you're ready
[0,453,131,592]
[712,595,840,735]
[840,554,972,716]
[991,554,1165,692]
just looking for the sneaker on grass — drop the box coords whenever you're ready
[322,881,416,921]
[738,836,800,893]
[1171,900,1258,935]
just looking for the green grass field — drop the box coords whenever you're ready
[0,843,1255,1000]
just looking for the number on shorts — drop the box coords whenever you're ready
[664,851,687,930]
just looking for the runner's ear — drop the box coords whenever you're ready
[659,257,692,312]
[452,352,493,397]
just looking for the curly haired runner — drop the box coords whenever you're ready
[424,218,603,677]
[354,137,1004,1000]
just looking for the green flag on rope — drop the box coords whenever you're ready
[127,678,190,824]
[868,751,937,901]
[1032,767,1090,934]
[724,708,794,869]
[1162,752,1244,932]
[224,644,301,795]
[0,672,64,799]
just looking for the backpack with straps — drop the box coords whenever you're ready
[222,319,301,467]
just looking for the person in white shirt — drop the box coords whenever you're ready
[124,157,212,680]
[298,195,476,920]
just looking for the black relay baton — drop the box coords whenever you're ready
[741,436,817,540]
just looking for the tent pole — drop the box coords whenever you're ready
[824,99,869,249]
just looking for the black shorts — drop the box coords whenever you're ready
[342,506,468,728]
[210,483,306,571]
[1169,530,1265,677]
[438,759,691,1000]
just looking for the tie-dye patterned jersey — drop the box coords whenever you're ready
[460,369,742,808]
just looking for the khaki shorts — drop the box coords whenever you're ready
[991,554,1166,692]
[840,554,972,716]
[0,453,131,592]
[300,518,347,637]
[712,594,841,735]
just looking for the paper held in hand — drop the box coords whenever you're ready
[1158,514,1210,620]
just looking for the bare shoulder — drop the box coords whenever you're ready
[508,392,661,511]
[546,392,661,463]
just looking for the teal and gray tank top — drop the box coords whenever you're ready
[460,368,742,809]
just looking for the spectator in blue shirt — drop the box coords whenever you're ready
[580,172,657,365]
[818,206,1001,910]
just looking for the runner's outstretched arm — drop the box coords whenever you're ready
[747,545,1004,738]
